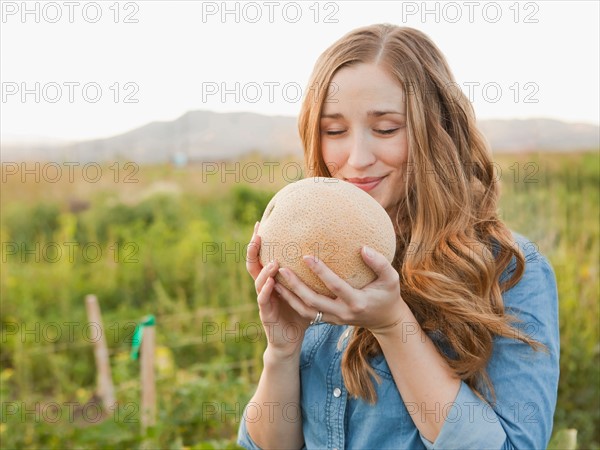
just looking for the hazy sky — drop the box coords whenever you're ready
[1,0,599,142]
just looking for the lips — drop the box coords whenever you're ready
[345,176,386,192]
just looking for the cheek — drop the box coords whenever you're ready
[321,143,346,175]
[380,136,408,168]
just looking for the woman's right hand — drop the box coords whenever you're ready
[246,221,306,360]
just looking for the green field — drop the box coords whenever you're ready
[1,151,598,449]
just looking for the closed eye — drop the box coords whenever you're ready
[325,130,346,136]
[374,128,400,135]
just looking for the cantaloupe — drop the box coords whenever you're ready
[257,177,396,298]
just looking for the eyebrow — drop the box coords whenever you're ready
[320,110,406,119]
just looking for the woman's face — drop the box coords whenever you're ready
[320,63,408,217]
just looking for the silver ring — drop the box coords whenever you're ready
[310,311,323,325]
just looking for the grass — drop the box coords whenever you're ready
[0,151,598,448]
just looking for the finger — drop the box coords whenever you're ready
[302,255,355,300]
[361,246,399,283]
[246,223,263,279]
[277,268,346,320]
[272,282,313,323]
[255,260,279,294]
[257,276,277,316]
[275,282,344,326]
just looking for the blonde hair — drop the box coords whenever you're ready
[298,24,546,404]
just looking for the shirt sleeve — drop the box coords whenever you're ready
[236,404,308,450]
[237,405,263,450]
[419,249,560,449]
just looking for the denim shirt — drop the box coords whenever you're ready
[237,231,560,449]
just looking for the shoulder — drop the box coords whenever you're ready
[498,230,556,291]
[498,230,559,340]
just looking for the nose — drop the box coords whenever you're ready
[346,132,377,169]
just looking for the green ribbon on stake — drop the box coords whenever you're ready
[130,315,156,360]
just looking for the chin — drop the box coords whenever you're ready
[372,195,387,209]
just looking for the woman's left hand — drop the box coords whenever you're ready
[273,245,408,334]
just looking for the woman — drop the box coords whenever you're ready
[237,24,559,449]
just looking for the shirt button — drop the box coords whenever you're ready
[333,387,342,398]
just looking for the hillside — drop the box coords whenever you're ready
[2,112,598,163]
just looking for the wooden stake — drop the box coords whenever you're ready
[140,324,156,433]
[85,294,116,410]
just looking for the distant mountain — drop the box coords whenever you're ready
[1,112,598,163]
[478,118,599,152]
[0,111,301,164]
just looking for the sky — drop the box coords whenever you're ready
[1,0,599,142]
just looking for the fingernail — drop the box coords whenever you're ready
[364,246,374,258]
[254,221,260,233]
[303,255,317,266]
[278,268,290,280]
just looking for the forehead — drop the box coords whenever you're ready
[322,63,405,114]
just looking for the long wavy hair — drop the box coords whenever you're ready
[298,24,546,404]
